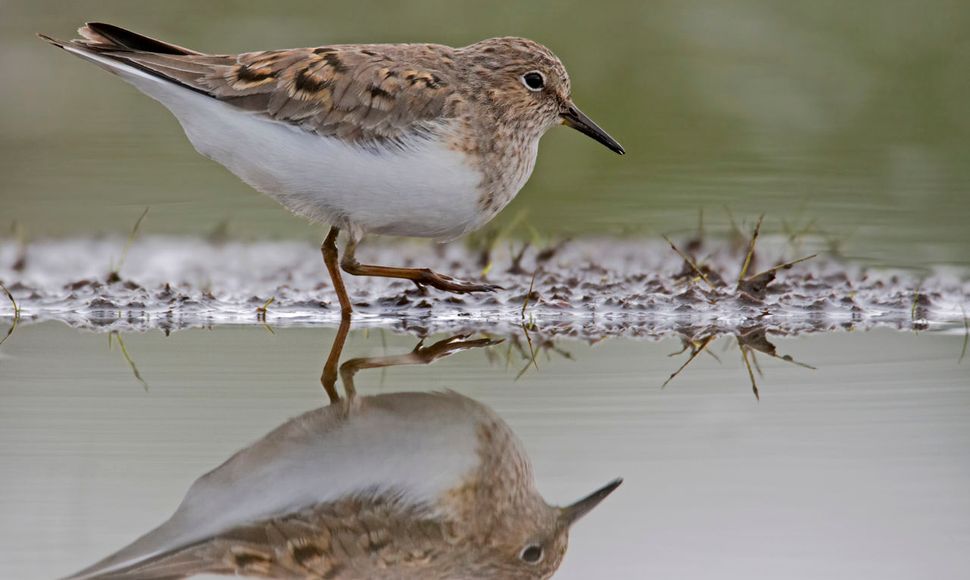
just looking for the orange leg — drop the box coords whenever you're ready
[321,226,353,316]
[340,236,501,294]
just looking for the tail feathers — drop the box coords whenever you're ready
[38,24,221,99]
[64,549,203,580]
[62,519,189,580]
[39,22,201,56]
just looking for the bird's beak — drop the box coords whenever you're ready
[560,103,625,155]
[559,478,623,528]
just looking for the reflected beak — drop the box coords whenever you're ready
[560,103,625,155]
[559,478,623,527]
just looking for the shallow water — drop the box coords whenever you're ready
[1,321,968,579]
[2,1,969,577]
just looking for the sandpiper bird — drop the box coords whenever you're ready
[40,23,624,314]
[65,391,622,579]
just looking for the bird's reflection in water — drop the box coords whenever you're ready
[68,318,621,580]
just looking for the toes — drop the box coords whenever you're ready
[463,283,501,293]
[417,271,503,294]
[471,282,503,293]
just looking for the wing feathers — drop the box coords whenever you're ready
[80,22,202,56]
[41,23,459,146]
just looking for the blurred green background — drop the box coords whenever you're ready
[1,0,968,267]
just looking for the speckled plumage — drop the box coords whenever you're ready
[41,22,623,310]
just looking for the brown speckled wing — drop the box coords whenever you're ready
[207,48,454,145]
[68,25,457,146]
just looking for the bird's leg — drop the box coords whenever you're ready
[321,226,353,315]
[340,236,502,294]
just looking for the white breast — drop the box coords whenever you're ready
[70,48,484,240]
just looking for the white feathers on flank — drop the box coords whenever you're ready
[65,46,484,241]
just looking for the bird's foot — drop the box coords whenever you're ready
[410,269,502,294]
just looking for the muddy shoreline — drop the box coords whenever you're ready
[1,236,967,339]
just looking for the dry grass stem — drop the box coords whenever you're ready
[663,235,715,290]
[110,207,150,281]
[737,214,764,284]
[521,268,539,318]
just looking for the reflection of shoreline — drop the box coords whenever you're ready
[662,326,816,400]
[3,310,961,345]
[65,321,621,579]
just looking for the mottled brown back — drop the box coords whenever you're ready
[59,23,462,147]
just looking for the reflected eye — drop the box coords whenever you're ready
[521,71,545,91]
[520,544,544,563]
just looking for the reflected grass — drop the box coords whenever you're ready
[960,306,968,364]
[662,326,816,400]
[0,280,20,348]
[109,332,149,391]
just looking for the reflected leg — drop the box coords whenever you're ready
[320,319,499,404]
[339,334,503,394]
[320,316,351,403]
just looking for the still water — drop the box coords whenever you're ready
[1,1,968,577]
[1,321,967,579]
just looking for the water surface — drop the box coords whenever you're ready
[1,322,967,579]
[1,2,969,577]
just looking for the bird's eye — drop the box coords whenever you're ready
[521,71,545,91]
[520,544,544,563]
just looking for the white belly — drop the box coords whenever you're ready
[73,48,484,240]
[178,105,484,240]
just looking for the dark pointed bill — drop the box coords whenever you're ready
[560,478,623,527]
[560,104,625,155]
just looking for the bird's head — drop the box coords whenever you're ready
[457,37,624,154]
